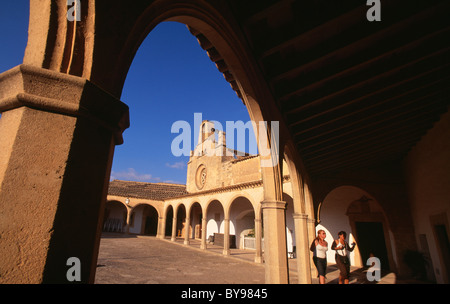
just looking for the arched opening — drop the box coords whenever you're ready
[283,193,296,258]
[190,202,203,240]
[129,204,159,236]
[206,199,225,245]
[176,204,187,238]
[317,185,395,272]
[111,21,254,185]
[105,5,285,282]
[165,205,174,238]
[229,196,255,250]
[103,201,127,233]
[347,197,392,271]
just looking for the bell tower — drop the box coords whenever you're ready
[186,120,230,193]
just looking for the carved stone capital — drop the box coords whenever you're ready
[261,200,286,210]
[0,65,129,145]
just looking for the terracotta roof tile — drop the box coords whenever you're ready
[108,180,188,200]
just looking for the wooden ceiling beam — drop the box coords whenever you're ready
[262,1,449,81]
[305,136,422,175]
[292,78,450,141]
[296,102,447,153]
[276,26,450,105]
[285,49,450,121]
[301,121,435,162]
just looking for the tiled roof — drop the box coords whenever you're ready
[108,180,188,201]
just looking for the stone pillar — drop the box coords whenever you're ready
[184,215,191,245]
[0,65,129,283]
[157,216,164,239]
[200,217,207,249]
[254,218,263,263]
[261,200,289,284]
[158,216,166,239]
[171,216,177,241]
[293,213,312,284]
[125,209,133,234]
[223,218,230,256]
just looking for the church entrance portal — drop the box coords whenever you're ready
[354,221,390,270]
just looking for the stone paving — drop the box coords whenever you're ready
[94,233,265,284]
[94,233,424,284]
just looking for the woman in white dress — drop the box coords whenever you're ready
[310,229,328,284]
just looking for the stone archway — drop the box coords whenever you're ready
[283,193,295,257]
[103,201,127,233]
[0,0,292,283]
[317,185,396,272]
[176,204,187,238]
[165,205,174,238]
[229,196,255,250]
[206,199,225,246]
[190,202,203,240]
[346,196,395,272]
[130,204,159,236]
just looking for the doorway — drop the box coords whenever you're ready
[144,206,159,236]
[355,221,390,270]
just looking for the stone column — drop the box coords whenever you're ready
[200,217,207,249]
[223,218,230,256]
[0,65,129,283]
[156,216,164,239]
[158,216,166,239]
[125,209,133,234]
[261,200,289,284]
[184,215,191,245]
[254,218,263,263]
[293,213,312,284]
[171,216,177,241]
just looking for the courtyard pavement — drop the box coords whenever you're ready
[94,233,422,285]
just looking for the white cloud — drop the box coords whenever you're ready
[165,161,185,169]
[110,168,160,182]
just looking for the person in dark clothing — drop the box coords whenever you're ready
[331,231,356,284]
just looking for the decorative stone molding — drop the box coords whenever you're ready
[261,200,287,210]
[0,64,129,145]
[293,213,309,220]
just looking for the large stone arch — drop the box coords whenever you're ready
[0,0,295,283]
[129,203,160,236]
[317,185,396,273]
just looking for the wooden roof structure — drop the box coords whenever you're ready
[191,0,450,178]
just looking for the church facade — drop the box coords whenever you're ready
[105,120,299,267]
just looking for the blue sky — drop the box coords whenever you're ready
[0,1,254,185]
